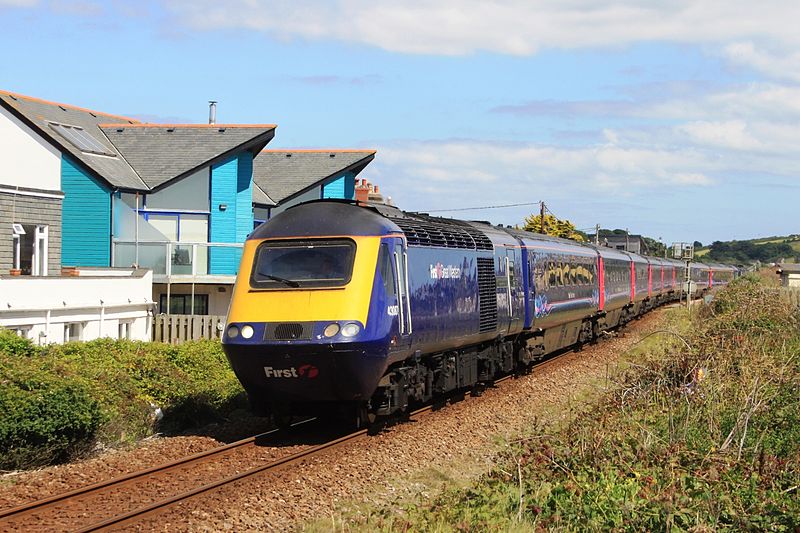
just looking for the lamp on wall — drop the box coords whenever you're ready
[218,204,227,211]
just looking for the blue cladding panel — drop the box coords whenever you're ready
[344,172,355,199]
[61,156,111,266]
[235,153,253,243]
[210,157,239,274]
[322,175,345,199]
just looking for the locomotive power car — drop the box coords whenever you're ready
[222,200,736,426]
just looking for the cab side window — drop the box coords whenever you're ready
[378,243,396,297]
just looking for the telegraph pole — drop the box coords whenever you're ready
[595,224,600,246]
[625,228,630,252]
[540,201,546,234]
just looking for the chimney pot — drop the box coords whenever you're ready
[208,100,217,125]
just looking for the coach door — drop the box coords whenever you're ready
[393,241,413,339]
[498,247,515,332]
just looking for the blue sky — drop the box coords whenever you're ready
[2,0,799,244]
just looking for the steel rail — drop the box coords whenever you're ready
[74,367,554,531]
[75,418,381,531]
[0,418,314,523]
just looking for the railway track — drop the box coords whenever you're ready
[0,353,566,532]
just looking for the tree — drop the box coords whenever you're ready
[642,237,666,257]
[523,213,586,242]
[693,240,703,249]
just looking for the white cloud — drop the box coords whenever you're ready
[676,120,761,151]
[723,41,800,83]
[373,138,718,216]
[166,1,800,56]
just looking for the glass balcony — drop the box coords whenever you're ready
[112,241,243,279]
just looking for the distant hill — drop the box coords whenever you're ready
[695,235,800,264]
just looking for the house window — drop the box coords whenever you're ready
[159,294,209,315]
[118,321,132,340]
[11,224,47,275]
[14,326,32,339]
[64,322,83,342]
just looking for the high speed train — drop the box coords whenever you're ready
[222,200,736,426]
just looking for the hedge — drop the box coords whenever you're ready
[0,330,244,471]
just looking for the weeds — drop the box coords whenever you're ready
[366,274,800,531]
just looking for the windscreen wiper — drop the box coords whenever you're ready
[262,274,300,288]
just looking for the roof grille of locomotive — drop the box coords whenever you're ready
[386,214,493,250]
[477,257,498,332]
[265,322,313,341]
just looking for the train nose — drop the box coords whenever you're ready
[223,343,389,404]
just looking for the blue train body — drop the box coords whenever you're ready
[222,200,736,424]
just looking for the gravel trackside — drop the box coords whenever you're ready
[0,310,666,531]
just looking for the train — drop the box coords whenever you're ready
[222,200,737,427]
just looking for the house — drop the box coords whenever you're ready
[0,90,275,330]
[1,90,379,323]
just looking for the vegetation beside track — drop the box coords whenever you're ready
[0,336,243,471]
[368,275,800,530]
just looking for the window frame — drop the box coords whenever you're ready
[249,238,357,290]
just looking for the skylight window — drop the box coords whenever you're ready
[48,122,116,157]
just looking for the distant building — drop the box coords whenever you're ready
[589,233,648,254]
[776,264,800,288]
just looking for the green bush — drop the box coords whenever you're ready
[0,344,103,470]
[0,330,244,470]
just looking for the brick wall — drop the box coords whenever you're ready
[0,190,62,274]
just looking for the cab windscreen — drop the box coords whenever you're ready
[249,239,356,289]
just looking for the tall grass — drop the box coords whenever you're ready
[372,275,800,531]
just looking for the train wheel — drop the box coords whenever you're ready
[354,404,376,431]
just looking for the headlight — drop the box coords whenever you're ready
[240,325,255,339]
[226,325,239,338]
[341,323,361,337]
[323,323,340,337]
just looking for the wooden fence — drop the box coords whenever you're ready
[152,314,226,344]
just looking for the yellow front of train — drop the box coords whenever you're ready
[222,201,403,415]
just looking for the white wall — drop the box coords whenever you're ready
[0,105,62,191]
[0,269,154,343]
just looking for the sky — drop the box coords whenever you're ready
[2,0,799,245]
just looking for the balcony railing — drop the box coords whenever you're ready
[112,240,244,278]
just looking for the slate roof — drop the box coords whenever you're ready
[0,90,146,189]
[101,124,275,190]
[252,149,376,206]
[0,90,276,191]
